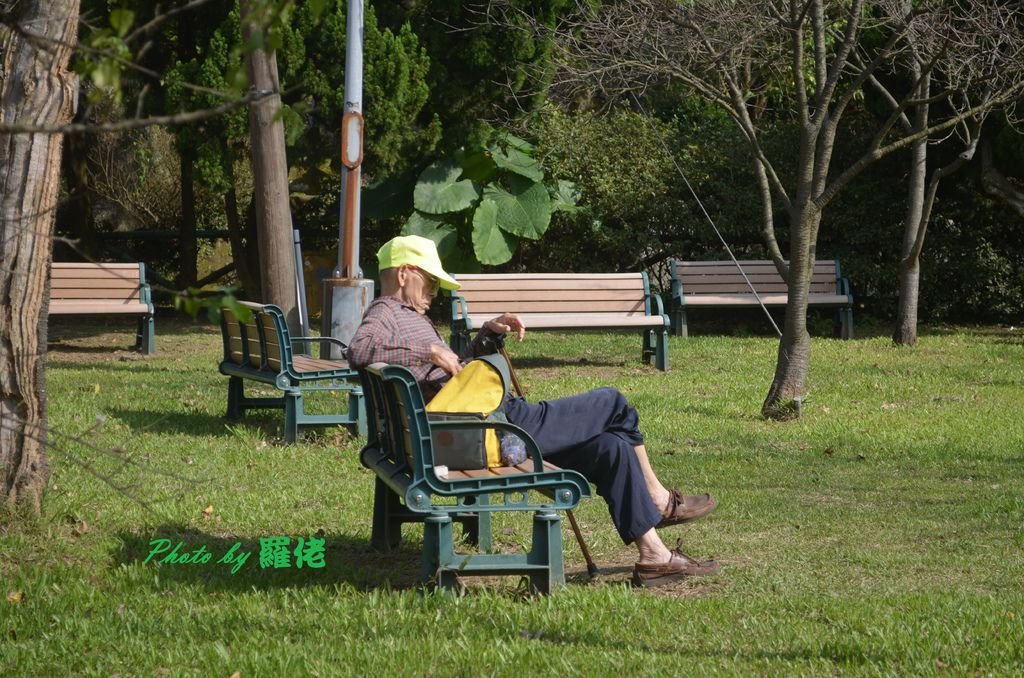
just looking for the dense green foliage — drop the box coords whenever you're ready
[4,318,1023,673]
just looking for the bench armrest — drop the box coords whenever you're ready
[644,291,667,318]
[450,294,473,330]
[290,335,349,355]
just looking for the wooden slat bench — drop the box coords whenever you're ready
[218,301,365,443]
[669,259,854,339]
[359,362,591,593]
[49,262,156,354]
[449,272,671,371]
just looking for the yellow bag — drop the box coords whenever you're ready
[425,353,510,469]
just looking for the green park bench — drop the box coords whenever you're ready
[358,362,592,593]
[49,262,156,354]
[669,259,855,339]
[218,301,365,443]
[449,272,671,371]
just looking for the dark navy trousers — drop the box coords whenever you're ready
[503,387,663,544]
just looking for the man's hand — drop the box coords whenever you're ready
[483,313,526,342]
[430,343,463,376]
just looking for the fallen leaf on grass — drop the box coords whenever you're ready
[7,591,24,605]
[823,446,834,455]
[202,505,215,518]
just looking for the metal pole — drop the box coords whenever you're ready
[321,0,373,356]
[337,0,363,279]
[293,229,310,339]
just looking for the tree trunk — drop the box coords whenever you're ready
[893,136,928,346]
[178,148,198,289]
[177,9,198,290]
[0,0,80,514]
[240,0,299,335]
[761,207,819,419]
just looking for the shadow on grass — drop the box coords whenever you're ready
[114,525,421,592]
[510,356,635,369]
[106,407,233,437]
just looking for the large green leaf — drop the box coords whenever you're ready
[364,170,417,220]
[401,211,458,259]
[483,175,552,240]
[549,179,581,214]
[455,146,496,183]
[471,199,515,265]
[413,159,480,214]
[489,142,544,182]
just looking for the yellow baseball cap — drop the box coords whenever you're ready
[376,235,460,291]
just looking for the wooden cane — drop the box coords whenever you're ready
[498,345,600,578]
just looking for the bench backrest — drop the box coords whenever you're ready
[452,273,654,317]
[220,302,293,375]
[361,363,435,485]
[672,260,842,296]
[50,262,149,305]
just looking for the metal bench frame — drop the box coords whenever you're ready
[359,363,591,593]
[218,301,365,443]
[448,272,671,371]
[670,259,855,339]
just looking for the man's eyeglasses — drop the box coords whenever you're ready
[410,266,439,294]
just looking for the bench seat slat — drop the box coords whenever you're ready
[465,313,664,329]
[681,293,851,306]
[291,355,351,373]
[49,301,150,314]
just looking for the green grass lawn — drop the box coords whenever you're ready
[2,315,1023,676]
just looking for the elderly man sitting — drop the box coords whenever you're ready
[348,235,719,588]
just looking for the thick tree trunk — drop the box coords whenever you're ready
[762,207,819,419]
[240,0,299,335]
[0,0,80,514]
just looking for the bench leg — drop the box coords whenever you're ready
[671,309,689,338]
[136,314,155,354]
[371,478,405,551]
[642,329,669,372]
[655,327,669,371]
[226,376,245,420]
[349,388,367,437]
[422,513,455,587]
[528,509,565,595]
[844,307,854,340]
[283,391,302,444]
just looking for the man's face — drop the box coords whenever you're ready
[399,265,439,313]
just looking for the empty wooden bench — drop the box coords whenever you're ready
[669,259,854,339]
[218,301,365,443]
[449,273,671,371]
[359,362,591,593]
[49,262,156,354]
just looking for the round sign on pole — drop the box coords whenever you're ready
[341,111,364,169]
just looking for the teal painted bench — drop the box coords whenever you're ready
[49,262,155,354]
[218,301,365,443]
[669,259,854,339]
[359,362,592,594]
[449,272,671,371]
